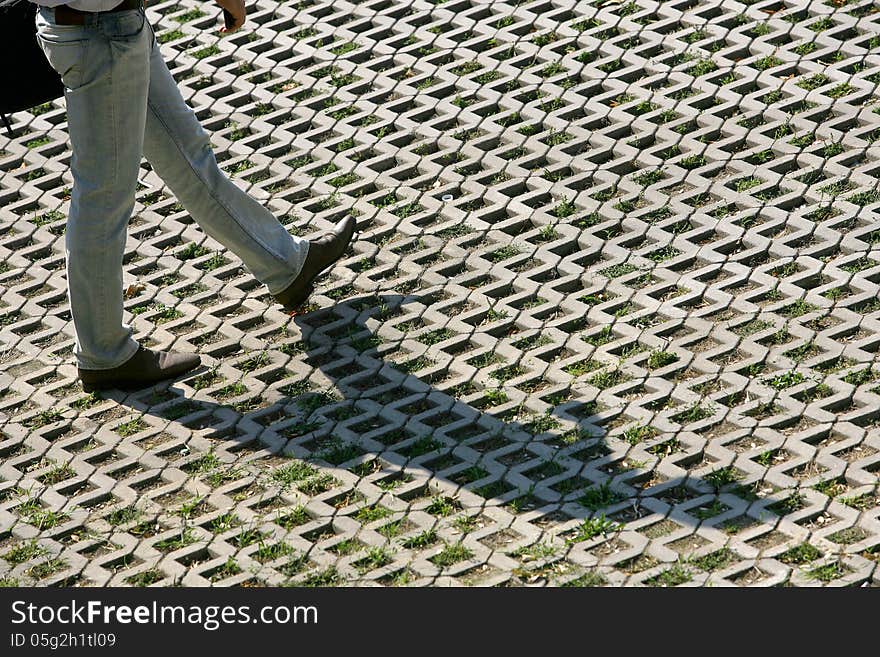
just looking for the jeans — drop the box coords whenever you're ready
[35,7,308,370]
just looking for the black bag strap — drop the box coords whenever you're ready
[1,0,24,135]
[1,0,65,137]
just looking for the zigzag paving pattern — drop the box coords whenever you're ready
[2,0,880,587]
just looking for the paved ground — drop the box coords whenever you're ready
[2,0,880,587]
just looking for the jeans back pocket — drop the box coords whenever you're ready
[36,36,87,91]
[106,10,146,41]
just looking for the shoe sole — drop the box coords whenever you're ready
[282,283,315,313]
[80,363,202,393]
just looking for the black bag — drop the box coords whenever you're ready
[0,0,64,136]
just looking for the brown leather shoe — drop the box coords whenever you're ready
[78,346,201,392]
[274,214,356,311]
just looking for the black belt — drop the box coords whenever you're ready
[54,0,144,26]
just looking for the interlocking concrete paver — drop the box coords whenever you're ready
[2,0,880,586]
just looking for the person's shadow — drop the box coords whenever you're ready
[87,290,834,587]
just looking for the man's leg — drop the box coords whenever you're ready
[140,25,311,296]
[36,8,147,370]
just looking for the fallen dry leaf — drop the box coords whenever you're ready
[124,283,145,298]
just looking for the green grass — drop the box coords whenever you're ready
[690,59,717,77]
[524,413,561,434]
[647,246,681,262]
[481,388,509,406]
[704,467,741,490]
[430,542,473,568]
[125,569,163,586]
[754,449,780,467]
[191,45,221,60]
[354,505,390,523]
[823,286,849,301]
[272,461,318,488]
[784,341,820,363]
[808,17,833,32]
[563,359,602,377]
[840,493,877,511]
[402,529,438,549]
[318,439,361,466]
[767,492,806,516]
[27,558,67,580]
[672,402,714,424]
[491,364,526,383]
[781,299,818,318]
[486,244,522,262]
[402,436,441,456]
[176,496,205,520]
[645,562,692,587]
[755,56,782,70]
[679,154,706,169]
[189,369,220,392]
[562,571,606,587]
[797,73,829,91]
[162,401,200,420]
[813,477,846,498]
[734,177,762,193]
[197,252,228,271]
[691,548,738,572]
[847,190,880,206]
[567,515,623,544]
[298,473,338,495]
[209,557,242,582]
[511,542,557,560]
[185,452,222,474]
[107,506,141,526]
[633,169,663,186]
[601,263,638,279]
[588,369,629,390]
[692,499,728,520]
[330,41,358,56]
[843,368,876,386]
[647,350,678,369]
[174,8,205,22]
[807,561,846,582]
[3,540,48,565]
[426,495,457,516]
[827,83,854,99]
[38,462,75,486]
[622,424,658,445]
[154,529,197,553]
[841,257,877,273]
[301,567,341,587]
[231,528,264,548]
[32,209,65,226]
[26,136,51,149]
[17,499,69,530]
[275,507,310,531]
[207,513,240,534]
[764,371,805,390]
[578,483,623,511]
[553,197,578,218]
[583,325,614,347]
[328,173,359,188]
[355,547,393,574]
[778,542,822,565]
[25,408,64,428]
[417,328,456,345]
